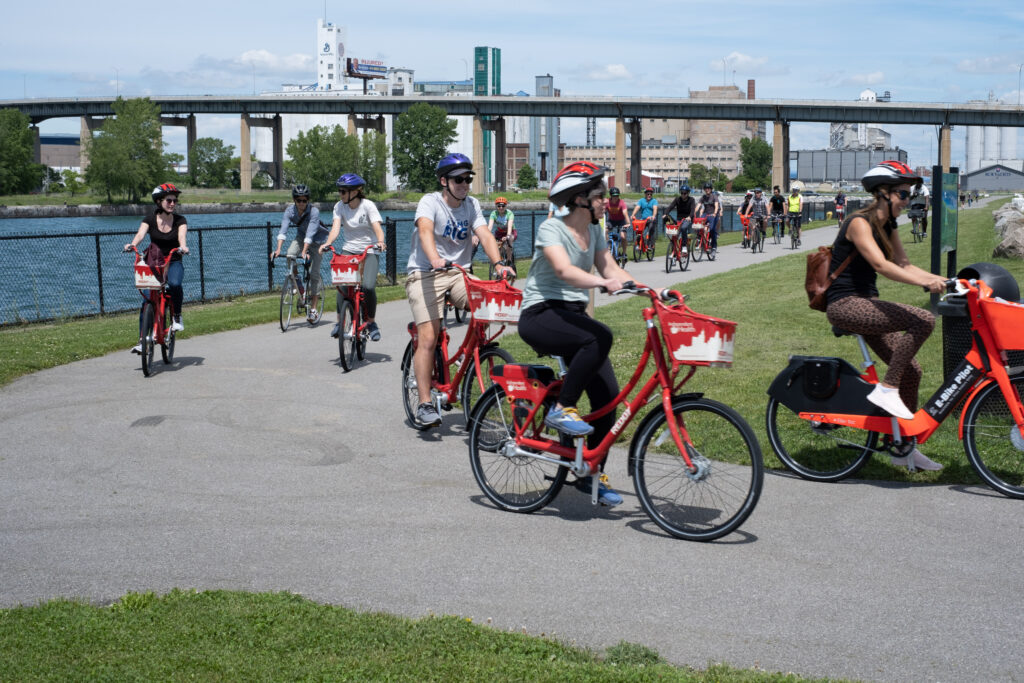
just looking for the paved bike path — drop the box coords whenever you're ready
[1,213,1020,682]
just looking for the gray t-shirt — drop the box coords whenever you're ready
[407,192,486,273]
[521,218,606,310]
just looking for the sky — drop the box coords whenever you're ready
[3,0,1024,173]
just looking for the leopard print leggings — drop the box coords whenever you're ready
[826,296,935,411]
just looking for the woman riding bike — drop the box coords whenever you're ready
[824,160,947,471]
[124,183,188,353]
[517,161,636,507]
[321,173,386,341]
[488,197,516,263]
[271,184,327,323]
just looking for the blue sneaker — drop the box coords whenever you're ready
[576,474,623,507]
[544,405,593,437]
[367,321,381,342]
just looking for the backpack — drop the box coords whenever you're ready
[806,247,855,311]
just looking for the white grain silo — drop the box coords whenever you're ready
[1001,127,1018,163]
[984,126,1001,162]
[966,126,984,172]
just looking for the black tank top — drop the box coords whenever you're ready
[144,212,187,257]
[826,215,894,305]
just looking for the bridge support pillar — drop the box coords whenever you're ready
[625,118,642,192]
[240,114,252,193]
[481,116,506,191]
[31,125,40,165]
[472,116,484,195]
[615,118,626,193]
[939,125,952,173]
[160,114,196,173]
[772,120,790,192]
[79,116,104,172]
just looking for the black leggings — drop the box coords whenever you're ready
[826,296,935,411]
[518,301,619,449]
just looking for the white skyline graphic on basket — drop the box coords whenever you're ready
[666,319,735,363]
[331,257,362,285]
[468,290,522,324]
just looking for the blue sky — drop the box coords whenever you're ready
[3,0,1023,171]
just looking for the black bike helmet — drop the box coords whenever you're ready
[703,181,713,190]
[292,184,310,199]
[609,187,620,197]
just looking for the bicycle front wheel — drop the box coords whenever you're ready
[632,397,763,541]
[161,303,175,364]
[963,376,1024,499]
[469,385,567,513]
[279,275,295,332]
[664,243,674,273]
[338,299,357,372]
[632,244,640,262]
[312,279,326,322]
[460,346,515,425]
[766,398,876,481]
[692,236,703,262]
[140,302,156,377]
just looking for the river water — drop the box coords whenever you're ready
[0,209,546,324]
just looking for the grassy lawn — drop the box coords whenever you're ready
[0,590,828,682]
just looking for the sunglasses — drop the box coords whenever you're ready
[449,175,473,185]
[496,203,506,208]
[892,189,911,200]
[295,198,309,203]
[163,197,178,204]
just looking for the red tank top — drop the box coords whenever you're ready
[606,198,626,221]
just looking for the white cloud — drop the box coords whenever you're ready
[956,55,1017,74]
[568,63,633,82]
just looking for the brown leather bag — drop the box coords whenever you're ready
[806,247,855,311]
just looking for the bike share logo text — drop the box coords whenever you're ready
[928,365,976,416]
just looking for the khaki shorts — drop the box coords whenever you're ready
[405,269,472,326]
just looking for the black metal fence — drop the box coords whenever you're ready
[0,203,860,325]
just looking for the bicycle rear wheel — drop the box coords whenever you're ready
[460,346,515,425]
[279,275,295,332]
[632,397,763,541]
[963,376,1024,499]
[469,385,567,513]
[140,302,156,377]
[338,299,357,372]
[401,342,445,430]
[765,398,876,481]
[161,303,176,364]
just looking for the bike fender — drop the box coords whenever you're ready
[627,393,704,477]
[400,341,414,372]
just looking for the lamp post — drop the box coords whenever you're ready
[721,58,727,86]
[115,68,119,97]
[1017,63,1023,106]
[251,62,256,95]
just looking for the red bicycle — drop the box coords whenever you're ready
[663,219,690,273]
[468,285,763,541]
[689,216,714,262]
[631,218,655,262]
[766,277,1024,498]
[327,245,382,372]
[129,245,181,377]
[401,264,522,430]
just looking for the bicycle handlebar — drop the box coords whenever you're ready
[126,244,182,267]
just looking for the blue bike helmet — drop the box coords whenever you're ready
[435,153,473,178]
[680,185,690,194]
[336,173,366,190]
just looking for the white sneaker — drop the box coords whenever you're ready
[866,384,914,420]
[130,343,142,355]
[171,317,184,332]
[890,449,943,471]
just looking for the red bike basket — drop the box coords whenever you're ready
[465,277,523,324]
[134,262,162,290]
[980,298,1024,351]
[330,252,363,285]
[655,300,736,367]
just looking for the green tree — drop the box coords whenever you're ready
[85,97,171,203]
[0,108,45,195]
[358,130,389,194]
[284,124,358,200]
[517,163,538,190]
[61,169,85,197]
[688,163,728,190]
[393,102,457,191]
[189,137,235,187]
[738,137,772,189]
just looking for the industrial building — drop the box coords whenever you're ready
[961,164,1024,192]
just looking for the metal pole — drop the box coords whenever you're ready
[95,234,104,314]
[385,217,397,285]
[267,223,274,291]
[198,229,206,302]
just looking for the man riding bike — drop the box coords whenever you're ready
[488,197,517,262]
[405,153,513,428]
[742,188,769,247]
[695,182,721,257]
[787,187,804,244]
[630,187,659,247]
[604,186,629,256]
[768,185,787,236]
[663,184,695,256]
[271,184,327,323]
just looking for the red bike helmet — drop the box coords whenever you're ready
[548,161,605,207]
[152,183,181,203]
[862,160,922,193]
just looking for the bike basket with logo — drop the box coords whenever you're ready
[665,224,680,237]
[656,301,736,367]
[134,262,162,290]
[465,278,523,324]
[330,253,363,285]
[980,298,1024,351]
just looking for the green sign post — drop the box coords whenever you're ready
[930,166,959,308]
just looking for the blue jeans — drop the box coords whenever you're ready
[139,260,183,336]
[705,215,719,248]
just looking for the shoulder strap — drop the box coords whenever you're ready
[828,251,856,283]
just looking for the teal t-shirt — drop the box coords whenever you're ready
[521,218,606,310]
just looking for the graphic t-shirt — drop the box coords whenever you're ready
[408,192,486,273]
